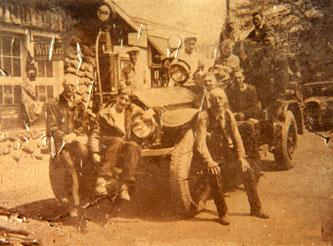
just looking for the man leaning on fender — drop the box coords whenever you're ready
[195,87,269,225]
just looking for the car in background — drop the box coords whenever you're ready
[302,81,333,130]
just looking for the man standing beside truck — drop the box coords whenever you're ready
[195,86,269,225]
[121,47,150,90]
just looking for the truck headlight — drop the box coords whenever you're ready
[131,110,157,139]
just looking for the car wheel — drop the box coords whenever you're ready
[49,156,97,208]
[169,129,210,216]
[274,111,298,170]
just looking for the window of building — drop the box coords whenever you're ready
[35,85,54,102]
[0,34,21,77]
[0,85,22,105]
[149,45,168,88]
[34,36,55,78]
[37,60,53,78]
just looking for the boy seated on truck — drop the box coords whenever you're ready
[89,85,142,201]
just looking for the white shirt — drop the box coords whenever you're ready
[121,62,150,90]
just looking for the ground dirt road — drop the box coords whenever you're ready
[0,131,332,245]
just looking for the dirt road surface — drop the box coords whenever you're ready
[0,131,332,245]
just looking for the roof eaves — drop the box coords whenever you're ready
[104,0,166,54]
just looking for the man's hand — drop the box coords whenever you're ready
[63,133,77,144]
[240,157,250,172]
[92,153,101,163]
[207,161,221,175]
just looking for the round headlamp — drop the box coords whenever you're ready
[131,110,156,139]
[169,59,190,85]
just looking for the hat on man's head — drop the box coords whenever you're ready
[184,36,197,43]
[126,47,140,55]
[118,83,132,96]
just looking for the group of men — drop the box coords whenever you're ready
[167,11,274,225]
[47,11,273,225]
[47,75,143,217]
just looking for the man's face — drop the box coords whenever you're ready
[129,53,138,64]
[116,94,130,112]
[185,39,196,54]
[226,22,235,31]
[252,14,263,28]
[63,82,77,98]
[210,90,228,113]
[234,72,244,89]
[204,74,217,91]
[264,34,275,47]
[221,45,232,57]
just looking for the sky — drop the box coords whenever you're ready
[113,0,227,45]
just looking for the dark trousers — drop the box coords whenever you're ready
[210,164,262,218]
[207,139,262,218]
[99,137,141,186]
[59,142,88,207]
[237,121,260,158]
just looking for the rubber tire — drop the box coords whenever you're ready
[49,157,97,208]
[274,111,298,170]
[49,157,72,207]
[169,129,195,215]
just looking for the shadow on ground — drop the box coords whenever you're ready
[7,157,288,231]
[259,159,286,172]
[8,199,66,221]
[7,160,180,230]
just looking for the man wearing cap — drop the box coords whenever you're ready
[46,73,89,217]
[121,47,150,90]
[178,36,206,84]
[90,85,143,201]
[195,87,269,225]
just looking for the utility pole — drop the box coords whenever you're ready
[226,0,230,19]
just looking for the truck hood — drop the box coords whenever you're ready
[133,87,196,108]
